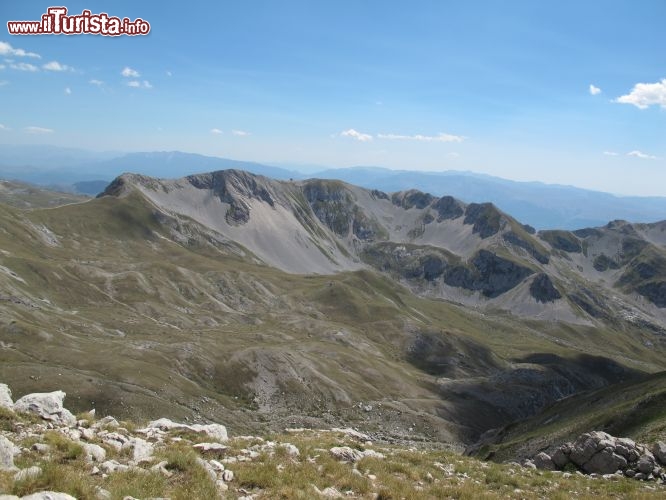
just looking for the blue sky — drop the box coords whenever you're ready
[1,1,665,195]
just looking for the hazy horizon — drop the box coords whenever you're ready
[4,142,666,200]
[1,1,665,196]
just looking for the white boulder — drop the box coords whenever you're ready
[0,384,13,410]
[13,391,76,427]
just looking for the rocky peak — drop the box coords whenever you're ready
[186,170,275,225]
[187,170,275,207]
[98,173,151,198]
[431,195,465,221]
[529,273,562,303]
[391,189,436,210]
[463,203,505,238]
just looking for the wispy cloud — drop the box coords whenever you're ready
[616,79,666,109]
[166,71,172,77]
[603,151,619,156]
[89,79,104,86]
[127,80,152,89]
[340,128,373,142]
[0,124,9,131]
[0,41,40,59]
[64,87,71,95]
[589,84,601,96]
[377,132,466,143]
[121,66,140,78]
[24,126,53,134]
[232,130,250,136]
[627,150,659,160]
[0,65,5,70]
[43,61,72,72]
[10,62,38,72]
[0,80,8,86]
[210,128,224,135]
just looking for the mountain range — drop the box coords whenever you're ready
[2,145,666,229]
[0,167,665,454]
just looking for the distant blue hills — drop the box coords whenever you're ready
[1,145,664,230]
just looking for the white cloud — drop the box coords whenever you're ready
[210,128,224,135]
[232,130,250,136]
[627,150,659,160]
[616,79,666,109]
[43,61,72,72]
[0,65,4,70]
[121,66,140,78]
[603,151,619,156]
[0,80,8,86]
[10,62,38,72]
[589,84,601,95]
[127,80,152,89]
[0,124,9,131]
[166,71,172,77]
[340,128,373,142]
[0,41,40,59]
[89,79,104,86]
[24,126,53,134]
[377,132,466,143]
[64,87,71,95]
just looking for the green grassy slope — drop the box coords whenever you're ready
[0,192,665,447]
[0,180,88,209]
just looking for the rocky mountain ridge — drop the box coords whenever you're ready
[103,169,666,331]
[1,168,665,471]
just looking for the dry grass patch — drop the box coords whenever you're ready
[104,469,168,499]
[10,462,97,499]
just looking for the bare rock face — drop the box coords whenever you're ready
[187,170,275,226]
[431,195,464,221]
[443,249,534,298]
[13,391,76,427]
[529,273,562,303]
[463,203,504,238]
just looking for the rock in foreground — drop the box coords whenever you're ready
[528,431,666,482]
